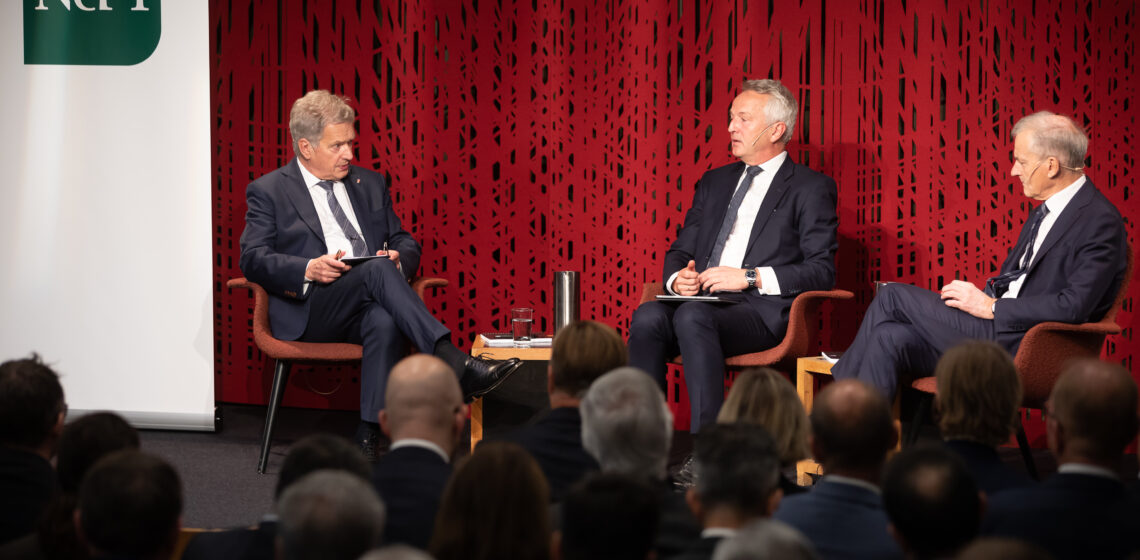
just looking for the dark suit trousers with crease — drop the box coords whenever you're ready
[301,258,450,422]
[628,299,778,432]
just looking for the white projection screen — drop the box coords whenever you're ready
[0,1,214,430]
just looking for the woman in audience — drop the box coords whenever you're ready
[715,367,811,495]
[430,441,550,560]
[935,341,1031,495]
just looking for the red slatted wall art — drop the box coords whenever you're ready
[212,0,1136,440]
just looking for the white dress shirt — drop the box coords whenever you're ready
[297,160,368,257]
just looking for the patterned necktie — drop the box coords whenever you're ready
[707,165,763,267]
[317,180,368,257]
[985,203,1051,298]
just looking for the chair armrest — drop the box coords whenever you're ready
[411,277,449,300]
[1023,320,1122,337]
[640,282,666,304]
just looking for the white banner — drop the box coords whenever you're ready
[0,1,213,430]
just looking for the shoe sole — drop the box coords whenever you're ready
[464,359,524,401]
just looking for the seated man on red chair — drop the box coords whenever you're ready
[239,90,520,460]
[831,111,1127,400]
[627,78,839,434]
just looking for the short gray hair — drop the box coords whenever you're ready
[712,519,818,560]
[359,545,435,560]
[742,79,798,144]
[289,90,356,157]
[580,367,673,479]
[276,470,386,560]
[1011,111,1088,169]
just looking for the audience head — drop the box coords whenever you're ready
[580,367,673,480]
[431,441,550,560]
[57,412,139,494]
[711,519,818,560]
[0,353,66,452]
[379,354,466,451]
[275,434,372,500]
[549,320,628,399]
[359,545,436,560]
[689,423,783,524]
[76,450,182,559]
[809,379,896,477]
[289,89,355,158]
[276,470,385,560]
[718,367,810,466]
[935,341,1022,447]
[559,473,661,560]
[1046,359,1138,467]
[881,444,981,559]
[955,537,1052,560]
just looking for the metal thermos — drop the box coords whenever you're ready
[553,271,580,334]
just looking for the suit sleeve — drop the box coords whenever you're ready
[994,209,1126,333]
[238,179,312,299]
[662,174,712,284]
[377,175,421,281]
[769,175,838,294]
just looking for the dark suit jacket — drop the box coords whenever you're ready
[0,447,56,545]
[991,180,1127,354]
[667,535,723,560]
[502,407,599,503]
[181,519,276,560]
[982,472,1140,559]
[663,158,837,338]
[371,445,452,549]
[773,478,903,560]
[944,439,1031,496]
[656,481,704,559]
[238,159,421,340]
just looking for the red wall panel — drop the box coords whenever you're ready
[211,1,1137,426]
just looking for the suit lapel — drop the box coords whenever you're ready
[742,157,795,258]
[282,159,325,240]
[341,168,374,254]
[698,161,746,265]
[1023,180,1094,276]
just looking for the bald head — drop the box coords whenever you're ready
[381,355,465,448]
[1048,359,1138,466]
[810,379,896,474]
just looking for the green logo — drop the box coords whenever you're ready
[24,0,161,66]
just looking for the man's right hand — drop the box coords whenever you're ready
[671,260,700,296]
[305,251,349,284]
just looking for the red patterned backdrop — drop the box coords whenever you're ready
[211,0,1137,434]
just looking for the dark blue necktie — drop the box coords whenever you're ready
[317,180,368,257]
[985,203,1050,298]
[707,165,763,267]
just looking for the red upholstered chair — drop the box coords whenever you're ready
[228,276,448,473]
[906,244,1134,479]
[638,282,853,380]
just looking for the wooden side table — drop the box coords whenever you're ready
[469,338,552,451]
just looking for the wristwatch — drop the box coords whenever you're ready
[745,268,757,289]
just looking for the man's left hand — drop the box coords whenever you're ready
[378,248,401,268]
[940,280,995,319]
[698,267,752,293]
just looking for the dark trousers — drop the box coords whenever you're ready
[830,283,997,399]
[628,300,778,432]
[301,258,451,422]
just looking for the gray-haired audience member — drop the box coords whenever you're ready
[579,367,701,557]
[881,444,981,559]
[674,423,785,560]
[276,469,386,560]
[982,359,1140,559]
[184,434,372,560]
[710,519,818,560]
[358,544,435,560]
[76,450,182,560]
[774,379,903,559]
[0,354,66,545]
[558,473,660,560]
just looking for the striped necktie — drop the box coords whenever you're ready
[317,180,368,257]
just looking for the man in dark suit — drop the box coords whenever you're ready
[881,445,982,560]
[371,355,466,550]
[774,379,903,560]
[982,359,1140,559]
[671,424,784,560]
[831,111,1128,399]
[501,320,627,502]
[628,79,838,433]
[239,90,520,457]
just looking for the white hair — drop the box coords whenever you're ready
[580,367,673,479]
[742,79,799,144]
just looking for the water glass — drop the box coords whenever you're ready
[512,307,534,347]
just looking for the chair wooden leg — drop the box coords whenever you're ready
[906,393,933,447]
[1015,420,1039,481]
[258,359,292,474]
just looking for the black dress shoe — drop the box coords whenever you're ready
[354,421,390,463]
[460,355,523,401]
[671,454,697,491]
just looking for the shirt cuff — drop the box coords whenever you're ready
[756,267,781,295]
[665,271,681,295]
